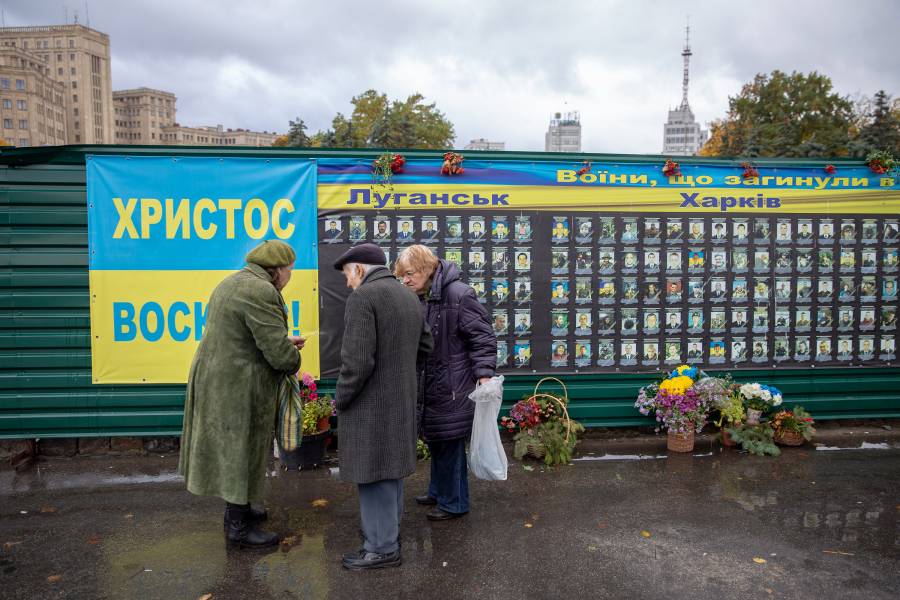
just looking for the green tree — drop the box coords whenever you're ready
[850,90,900,157]
[290,90,455,150]
[700,70,854,158]
[285,117,310,147]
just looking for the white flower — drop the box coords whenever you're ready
[772,394,783,406]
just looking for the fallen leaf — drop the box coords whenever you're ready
[822,550,855,556]
[531,514,540,521]
[281,535,298,548]
[752,557,767,564]
[615,473,622,481]
[765,589,773,594]
[587,545,598,552]
[124,514,134,519]
[522,465,534,472]
[87,535,101,545]
[524,523,533,528]
[311,499,329,508]
[640,530,651,538]
[596,521,607,529]
[4,541,22,549]
[47,575,61,584]
[39,507,57,513]
[198,594,213,600]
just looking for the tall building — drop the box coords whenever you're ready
[113,87,176,144]
[0,24,114,144]
[544,111,581,152]
[0,47,67,146]
[464,138,505,151]
[662,26,707,156]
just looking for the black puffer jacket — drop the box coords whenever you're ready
[421,260,496,442]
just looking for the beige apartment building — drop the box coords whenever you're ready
[160,124,279,146]
[0,24,114,144]
[0,47,67,146]
[113,87,176,143]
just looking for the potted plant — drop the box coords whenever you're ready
[713,392,745,447]
[738,383,783,424]
[770,406,815,446]
[634,365,713,452]
[501,378,584,466]
[278,373,335,470]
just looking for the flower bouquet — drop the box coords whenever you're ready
[738,383,783,424]
[501,378,584,466]
[634,365,714,452]
[278,372,334,470]
[770,406,815,446]
[711,384,745,447]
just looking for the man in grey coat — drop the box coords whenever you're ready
[334,243,433,570]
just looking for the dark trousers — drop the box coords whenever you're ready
[358,478,403,554]
[427,438,469,514]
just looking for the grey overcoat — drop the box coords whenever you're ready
[335,266,434,484]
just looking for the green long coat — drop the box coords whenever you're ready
[178,263,301,505]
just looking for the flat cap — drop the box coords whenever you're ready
[245,240,296,268]
[333,242,386,270]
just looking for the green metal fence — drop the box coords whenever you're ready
[1,145,898,439]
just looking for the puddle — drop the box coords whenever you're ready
[0,470,183,494]
[815,442,892,451]
[573,454,667,461]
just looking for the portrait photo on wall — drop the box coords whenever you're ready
[514,278,532,303]
[492,216,510,242]
[666,218,683,242]
[513,310,532,335]
[644,219,661,243]
[492,278,509,304]
[514,248,531,271]
[622,218,638,243]
[323,217,343,243]
[551,340,569,367]
[551,278,570,304]
[551,216,570,243]
[349,216,366,242]
[575,310,592,335]
[709,339,726,364]
[492,248,510,272]
[514,216,532,242]
[373,216,391,242]
[575,217,593,243]
[574,340,592,367]
[496,340,509,367]
[421,216,439,241]
[492,310,509,335]
[396,217,415,243]
[598,217,615,242]
[445,216,462,243]
[514,341,531,367]
[468,216,486,242]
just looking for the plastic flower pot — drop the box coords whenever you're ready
[277,429,329,470]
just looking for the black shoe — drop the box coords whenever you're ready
[224,504,280,549]
[341,549,402,570]
[223,506,267,529]
[426,507,468,521]
[415,494,437,506]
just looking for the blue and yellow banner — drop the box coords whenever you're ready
[317,159,900,214]
[87,156,318,383]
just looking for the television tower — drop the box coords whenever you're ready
[680,21,692,111]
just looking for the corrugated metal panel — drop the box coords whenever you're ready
[1,145,898,439]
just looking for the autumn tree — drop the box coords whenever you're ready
[289,89,455,150]
[699,70,854,158]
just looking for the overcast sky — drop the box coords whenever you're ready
[4,0,899,153]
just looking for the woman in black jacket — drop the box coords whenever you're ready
[395,245,497,520]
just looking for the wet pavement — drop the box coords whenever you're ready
[1,443,899,600]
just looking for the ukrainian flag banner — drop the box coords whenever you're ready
[87,156,319,383]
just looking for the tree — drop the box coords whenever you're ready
[285,118,310,147]
[271,134,289,147]
[699,70,854,158]
[850,90,900,157]
[286,89,455,150]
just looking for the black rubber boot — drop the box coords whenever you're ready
[223,505,268,529]
[224,503,280,549]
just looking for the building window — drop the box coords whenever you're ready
[1,99,10,109]
[19,120,28,129]
[3,119,12,129]
[75,134,80,142]
[57,53,62,61]
[0,78,8,90]
[19,138,28,147]
[70,53,75,61]
[58,67,63,76]
[74,121,79,129]
[43,41,49,49]
[69,39,75,48]
[73,94,78,102]
[74,108,79,116]
[15,79,25,91]
[70,67,76,75]
[71,81,77,89]
[17,100,26,110]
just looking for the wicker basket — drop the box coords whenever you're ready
[774,429,805,446]
[667,430,695,453]
[522,377,573,460]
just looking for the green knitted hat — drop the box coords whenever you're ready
[245,240,296,267]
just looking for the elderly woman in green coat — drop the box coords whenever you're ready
[178,240,304,549]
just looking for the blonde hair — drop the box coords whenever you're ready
[395,244,439,277]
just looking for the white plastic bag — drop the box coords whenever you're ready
[467,375,508,481]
